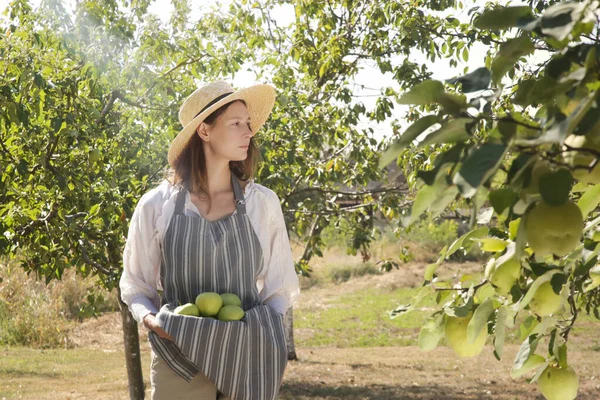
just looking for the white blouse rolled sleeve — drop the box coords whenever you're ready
[119,187,165,324]
[119,179,300,324]
[254,188,300,315]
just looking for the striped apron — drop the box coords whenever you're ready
[147,173,287,400]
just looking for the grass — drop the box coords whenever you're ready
[0,346,152,399]
[294,286,432,347]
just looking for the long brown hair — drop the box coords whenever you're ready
[166,100,261,203]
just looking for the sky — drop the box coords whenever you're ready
[1,0,537,142]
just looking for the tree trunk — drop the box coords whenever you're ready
[284,306,297,360]
[117,286,146,399]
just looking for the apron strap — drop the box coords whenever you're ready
[174,186,187,215]
[231,173,247,215]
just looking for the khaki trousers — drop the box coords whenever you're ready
[150,350,231,400]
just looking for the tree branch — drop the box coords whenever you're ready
[96,90,120,125]
[560,281,578,342]
[17,202,59,237]
[77,239,115,277]
[288,185,408,199]
[432,280,488,292]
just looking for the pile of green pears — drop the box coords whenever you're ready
[174,292,244,322]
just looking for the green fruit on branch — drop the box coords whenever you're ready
[89,148,102,162]
[522,160,552,196]
[583,264,600,292]
[490,258,521,295]
[444,312,487,358]
[563,134,600,184]
[524,200,584,257]
[538,365,579,400]
[220,293,243,307]
[217,305,245,322]
[174,303,200,317]
[529,281,564,317]
[195,292,223,317]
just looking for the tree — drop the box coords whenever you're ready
[383,2,600,399]
[4,0,473,396]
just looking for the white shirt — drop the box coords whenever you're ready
[119,178,300,324]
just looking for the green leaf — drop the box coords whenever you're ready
[467,298,494,344]
[541,2,585,41]
[420,118,472,147]
[509,218,521,241]
[489,188,518,215]
[379,115,439,168]
[516,91,597,146]
[446,227,489,258]
[577,183,600,219]
[446,295,474,318]
[437,92,469,115]
[493,306,508,360]
[472,237,509,252]
[453,143,507,198]
[518,316,539,342]
[513,334,540,371]
[507,153,534,184]
[446,67,491,93]
[89,204,100,216]
[390,286,431,319]
[418,313,445,351]
[491,36,535,84]
[475,6,534,30]
[515,269,562,312]
[513,79,536,106]
[550,273,567,295]
[402,173,458,227]
[417,144,465,185]
[397,80,444,105]
[557,343,568,369]
[510,354,546,378]
[539,168,574,206]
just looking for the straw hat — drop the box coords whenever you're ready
[168,81,276,167]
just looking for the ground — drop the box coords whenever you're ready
[1,261,599,399]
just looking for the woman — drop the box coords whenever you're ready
[119,81,300,400]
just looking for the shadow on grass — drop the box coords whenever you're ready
[0,368,62,378]
[279,381,536,400]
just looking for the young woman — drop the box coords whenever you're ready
[119,81,300,400]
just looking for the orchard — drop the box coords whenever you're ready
[384,2,600,400]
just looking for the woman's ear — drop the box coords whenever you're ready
[196,122,210,142]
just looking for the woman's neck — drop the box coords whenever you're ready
[202,162,232,198]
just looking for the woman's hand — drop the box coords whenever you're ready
[143,313,174,341]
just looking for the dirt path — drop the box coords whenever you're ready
[281,345,599,399]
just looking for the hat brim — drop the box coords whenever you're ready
[167,84,276,168]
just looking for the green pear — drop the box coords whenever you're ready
[522,160,552,196]
[444,311,487,358]
[529,281,563,317]
[217,305,245,322]
[524,200,583,257]
[490,258,521,295]
[89,148,102,163]
[538,365,579,400]
[220,293,242,307]
[174,303,200,317]
[195,292,223,317]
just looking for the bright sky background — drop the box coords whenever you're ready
[1,0,539,142]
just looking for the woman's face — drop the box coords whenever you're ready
[197,101,254,161]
